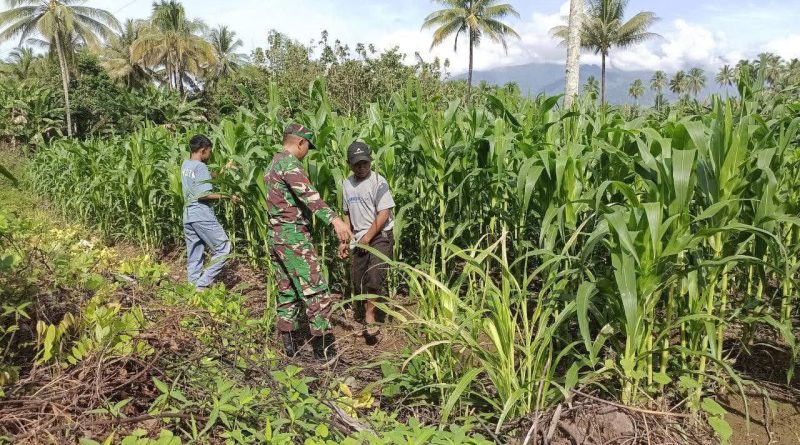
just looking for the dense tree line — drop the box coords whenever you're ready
[1,0,798,145]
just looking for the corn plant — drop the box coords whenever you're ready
[27,76,800,422]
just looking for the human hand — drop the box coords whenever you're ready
[338,242,349,259]
[229,195,241,204]
[332,218,353,243]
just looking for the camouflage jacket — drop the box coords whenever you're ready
[264,151,337,230]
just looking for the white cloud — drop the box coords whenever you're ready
[764,34,800,60]
[658,20,723,69]
[579,19,736,73]
[373,1,570,75]
[371,5,741,76]
[555,15,754,73]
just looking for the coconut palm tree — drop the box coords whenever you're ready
[422,0,520,98]
[715,64,735,88]
[552,0,659,105]
[3,46,36,80]
[207,24,246,86]
[102,19,152,88]
[132,0,215,94]
[0,0,121,136]
[686,67,706,99]
[754,52,782,88]
[736,59,755,80]
[786,58,800,87]
[669,70,688,101]
[650,70,665,110]
[628,78,644,105]
[650,70,666,93]
[584,75,599,101]
[563,0,583,108]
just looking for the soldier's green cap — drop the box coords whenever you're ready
[284,123,317,150]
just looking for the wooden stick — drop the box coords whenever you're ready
[571,390,692,418]
[83,411,208,427]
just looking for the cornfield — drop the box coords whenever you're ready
[29,76,800,428]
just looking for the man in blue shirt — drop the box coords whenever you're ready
[181,134,239,291]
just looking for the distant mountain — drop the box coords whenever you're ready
[457,62,735,105]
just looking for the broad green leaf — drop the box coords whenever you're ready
[701,398,728,416]
[708,416,733,444]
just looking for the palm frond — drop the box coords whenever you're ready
[481,18,519,51]
[0,5,40,25]
[429,19,464,50]
[0,17,37,43]
[71,5,121,31]
[73,13,118,42]
[4,0,42,7]
[484,3,521,20]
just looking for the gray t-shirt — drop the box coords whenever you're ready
[342,172,395,241]
[181,159,216,223]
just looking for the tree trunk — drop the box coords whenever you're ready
[467,30,474,100]
[178,57,185,96]
[54,31,73,137]
[601,52,607,106]
[564,0,583,108]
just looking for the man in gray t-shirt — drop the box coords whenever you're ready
[181,135,239,291]
[341,142,395,343]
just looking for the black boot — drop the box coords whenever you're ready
[281,331,297,357]
[312,333,337,361]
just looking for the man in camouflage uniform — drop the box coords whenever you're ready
[265,123,352,361]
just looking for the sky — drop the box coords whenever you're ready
[2,0,800,76]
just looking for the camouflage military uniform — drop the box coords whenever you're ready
[265,151,337,336]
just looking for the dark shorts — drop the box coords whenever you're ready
[352,230,394,298]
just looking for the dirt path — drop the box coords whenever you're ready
[161,248,409,392]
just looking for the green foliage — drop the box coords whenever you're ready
[701,398,732,444]
[345,420,493,445]
[0,163,17,187]
[2,15,799,438]
[16,234,153,366]
[0,76,64,145]
[213,29,452,118]
[28,74,800,423]
[119,255,170,286]
[81,429,182,445]
[0,198,149,391]
[0,50,205,141]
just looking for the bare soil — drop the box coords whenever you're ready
[723,391,800,445]
[723,326,800,445]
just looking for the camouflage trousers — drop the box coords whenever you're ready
[268,224,332,336]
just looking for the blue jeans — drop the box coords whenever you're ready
[184,220,231,289]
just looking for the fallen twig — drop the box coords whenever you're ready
[322,400,375,435]
[84,411,208,427]
[571,389,692,418]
